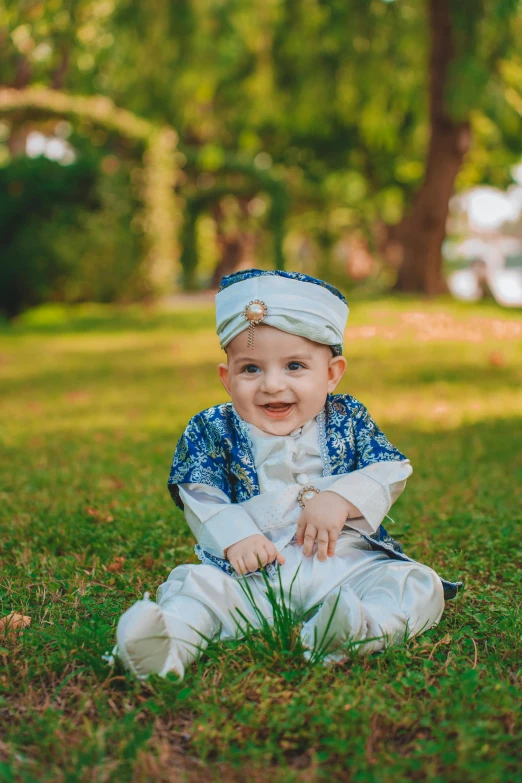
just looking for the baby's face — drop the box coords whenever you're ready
[218,325,346,435]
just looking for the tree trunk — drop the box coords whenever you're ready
[210,198,257,288]
[394,0,472,295]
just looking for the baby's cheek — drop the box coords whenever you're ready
[238,379,257,397]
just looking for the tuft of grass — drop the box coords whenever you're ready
[232,564,341,674]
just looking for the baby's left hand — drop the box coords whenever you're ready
[295,491,359,561]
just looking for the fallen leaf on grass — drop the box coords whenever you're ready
[107,557,125,573]
[66,390,91,403]
[489,351,505,367]
[98,475,124,491]
[0,613,31,633]
[86,507,114,523]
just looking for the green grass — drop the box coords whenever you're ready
[0,296,521,782]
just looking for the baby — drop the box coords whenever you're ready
[115,269,461,680]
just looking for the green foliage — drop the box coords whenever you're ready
[0,149,146,317]
[0,155,97,317]
[448,0,521,121]
[0,298,521,779]
[180,147,289,286]
[41,152,146,305]
[3,0,522,293]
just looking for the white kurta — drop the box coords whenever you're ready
[115,416,444,680]
[178,417,414,558]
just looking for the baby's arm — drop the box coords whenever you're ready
[169,413,285,574]
[295,400,413,561]
[178,483,284,574]
[295,459,411,560]
[325,459,412,533]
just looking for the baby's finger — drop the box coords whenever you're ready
[316,531,329,562]
[327,528,340,557]
[257,547,270,567]
[242,554,256,573]
[234,556,246,575]
[295,515,307,546]
[303,526,317,557]
[266,542,286,566]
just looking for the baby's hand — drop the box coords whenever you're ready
[295,491,358,561]
[226,534,286,575]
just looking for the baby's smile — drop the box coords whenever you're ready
[260,401,296,419]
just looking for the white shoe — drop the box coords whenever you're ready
[116,595,184,680]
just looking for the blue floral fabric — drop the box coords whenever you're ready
[218,268,347,303]
[167,401,260,509]
[168,393,463,599]
[168,393,405,507]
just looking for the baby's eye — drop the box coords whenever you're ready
[287,362,304,371]
[241,364,260,374]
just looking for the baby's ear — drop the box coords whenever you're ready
[218,363,232,396]
[327,355,347,392]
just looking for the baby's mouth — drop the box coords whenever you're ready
[261,402,295,418]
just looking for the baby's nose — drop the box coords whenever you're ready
[260,370,287,392]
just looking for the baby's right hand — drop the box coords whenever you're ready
[226,534,285,575]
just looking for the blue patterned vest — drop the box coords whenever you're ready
[168,393,462,599]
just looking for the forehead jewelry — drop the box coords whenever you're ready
[243,299,267,349]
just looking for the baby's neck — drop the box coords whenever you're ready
[247,416,316,437]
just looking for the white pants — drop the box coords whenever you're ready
[116,532,444,679]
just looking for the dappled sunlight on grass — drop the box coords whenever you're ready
[0,297,520,781]
[1,298,520,442]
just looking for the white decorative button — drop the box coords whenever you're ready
[296,473,309,485]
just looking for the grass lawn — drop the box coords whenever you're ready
[0,296,521,782]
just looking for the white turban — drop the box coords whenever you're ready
[215,272,349,353]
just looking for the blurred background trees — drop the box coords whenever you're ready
[1,0,522,315]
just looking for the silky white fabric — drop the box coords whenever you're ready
[215,275,349,350]
[179,417,413,557]
[115,415,444,680]
[157,532,444,648]
[116,530,444,679]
